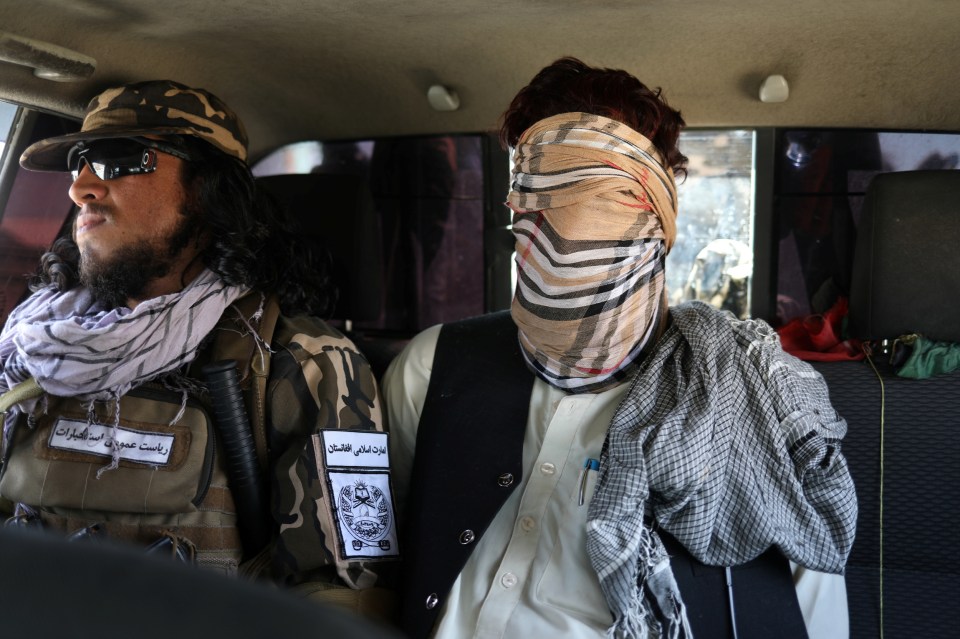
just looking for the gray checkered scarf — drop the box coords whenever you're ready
[587,301,857,638]
[0,269,244,421]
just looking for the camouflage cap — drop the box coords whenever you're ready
[20,80,248,171]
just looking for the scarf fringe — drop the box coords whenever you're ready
[95,396,123,479]
[608,595,656,639]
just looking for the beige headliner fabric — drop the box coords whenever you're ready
[0,0,958,161]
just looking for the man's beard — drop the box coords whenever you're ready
[79,207,201,309]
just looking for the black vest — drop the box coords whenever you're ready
[399,311,808,639]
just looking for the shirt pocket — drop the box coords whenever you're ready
[534,461,611,626]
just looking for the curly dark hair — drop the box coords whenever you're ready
[31,137,336,318]
[499,57,688,176]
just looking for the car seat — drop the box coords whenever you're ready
[256,173,403,380]
[809,169,960,639]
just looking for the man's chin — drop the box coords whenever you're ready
[80,256,159,310]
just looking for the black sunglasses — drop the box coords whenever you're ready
[67,136,193,181]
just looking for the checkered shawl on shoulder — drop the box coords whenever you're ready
[507,113,678,393]
[586,301,857,638]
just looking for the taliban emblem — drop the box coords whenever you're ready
[338,479,393,551]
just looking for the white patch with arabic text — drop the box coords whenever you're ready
[321,430,390,468]
[318,430,399,559]
[48,418,174,465]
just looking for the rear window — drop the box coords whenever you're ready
[254,136,488,333]
[255,130,758,332]
[669,130,755,318]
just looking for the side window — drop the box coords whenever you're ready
[669,130,755,318]
[0,103,77,325]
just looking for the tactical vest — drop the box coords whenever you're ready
[400,310,808,639]
[0,292,280,576]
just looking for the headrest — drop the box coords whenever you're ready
[849,170,960,342]
[257,173,383,323]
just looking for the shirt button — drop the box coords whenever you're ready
[425,593,439,609]
[500,572,518,588]
[539,462,556,475]
[519,516,536,532]
[458,529,476,545]
[497,472,515,487]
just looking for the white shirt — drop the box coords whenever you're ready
[384,323,849,639]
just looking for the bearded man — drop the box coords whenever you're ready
[0,80,397,620]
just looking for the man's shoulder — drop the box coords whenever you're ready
[267,312,382,431]
[668,301,778,345]
[383,324,442,385]
[273,313,360,354]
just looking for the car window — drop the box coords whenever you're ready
[257,130,757,329]
[254,135,488,333]
[669,130,755,318]
[0,104,76,325]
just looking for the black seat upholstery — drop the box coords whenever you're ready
[257,173,384,324]
[0,527,401,638]
[257,173,405,380]
[809,170,960,638]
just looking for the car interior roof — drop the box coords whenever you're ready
[1,0,959,163]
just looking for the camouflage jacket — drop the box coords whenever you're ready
[265,311,393,589]
[0,293,394,591]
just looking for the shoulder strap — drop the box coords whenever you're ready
[660,531,809,639]
[0,378,43,416]
[197,292,282,472]
[399,310,534,639]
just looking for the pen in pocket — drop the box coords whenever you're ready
[578,457,600,506]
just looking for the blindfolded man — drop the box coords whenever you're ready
[384,58,856,639]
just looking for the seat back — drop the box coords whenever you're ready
[809,170,960,639]
[257,173,384,324]
[256,173,409,380]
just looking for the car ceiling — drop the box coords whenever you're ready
[0,0,958,164]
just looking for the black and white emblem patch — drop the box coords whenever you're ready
[338,479,393,551]
[315,430,400,560]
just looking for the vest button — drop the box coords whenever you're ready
[497,472,514,487]
[425,593,439,609]
[459,529,476,545]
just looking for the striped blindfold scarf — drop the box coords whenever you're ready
[507,112,679,393]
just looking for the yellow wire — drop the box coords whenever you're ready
[864,350,885,639]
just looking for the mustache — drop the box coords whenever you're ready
[77,203,111,217]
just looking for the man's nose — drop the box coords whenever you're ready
[68,163,108,205]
